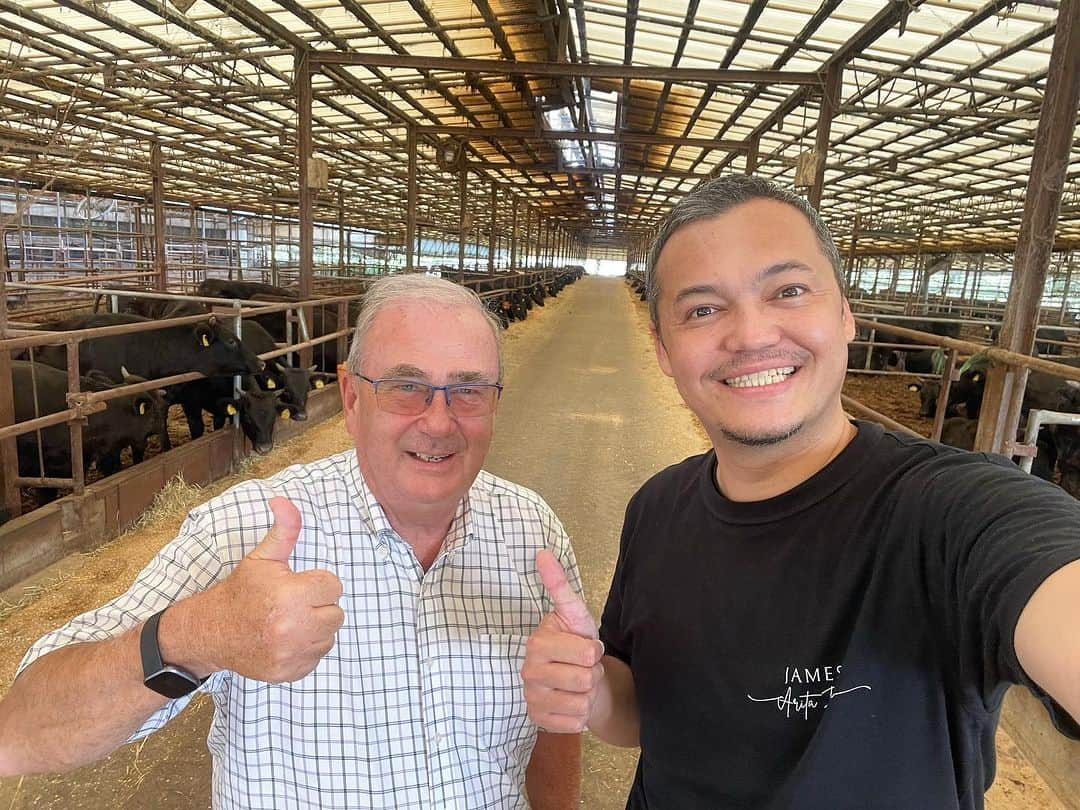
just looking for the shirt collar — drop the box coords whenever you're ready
[345,450,488,553]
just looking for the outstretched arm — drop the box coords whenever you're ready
[0,497,344,775]
[1014,558,1080,724]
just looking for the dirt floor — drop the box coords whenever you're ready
[842,371,936,435]
[0,277,1068,809]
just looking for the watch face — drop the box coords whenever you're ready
[146,667,202,700]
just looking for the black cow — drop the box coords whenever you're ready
[172,375,297,454]
[907,379,948,418]
[940,417,978,451]
[196,278,298,301]
[1053,427,1080,498]
[34,312,263,382]
[12,362,165,499]
[142,300,329,419]
[870,317,962,347]
[893,349,939,375]
[986,324,1069,356]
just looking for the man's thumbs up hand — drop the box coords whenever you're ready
[522,550,605,733]
[537,549,598,640]
[201,496,345,683]
[248,496,302,564]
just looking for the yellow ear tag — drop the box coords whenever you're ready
[139,402,147,414]
[226,404,237,415]
[281,409,291,420]
[315,380,325,389]
[266,378,276,389]
[907,385,918,392]
[973,373,981,382]
[201,334,210,347]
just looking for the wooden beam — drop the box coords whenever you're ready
[809,62,843,209]
[974,0,1080,454]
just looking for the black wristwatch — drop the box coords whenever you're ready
[140,607,207,699]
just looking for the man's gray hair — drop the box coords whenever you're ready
[346,273,503,379]
[645,175,844,326]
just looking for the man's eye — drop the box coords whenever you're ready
[390,382,420,393]
[777,286,806,299]
[689,305,717,319]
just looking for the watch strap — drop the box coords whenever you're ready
[140,607,207,696]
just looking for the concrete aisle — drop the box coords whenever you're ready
[485,277,711,808]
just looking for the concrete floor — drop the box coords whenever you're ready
[486,277,712,808]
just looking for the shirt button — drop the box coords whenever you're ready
[376,545,389,561]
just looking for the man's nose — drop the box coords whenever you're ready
[722,304,782,352]
[416,389,457,435]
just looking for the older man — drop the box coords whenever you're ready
[522,176,1080,809]
[0,274,583,809]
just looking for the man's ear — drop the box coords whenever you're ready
[841,297,856,342]
[651,323,674,378]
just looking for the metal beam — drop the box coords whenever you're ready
[418,125,749,151]
[310,52,821,85]
[406,125,417,272]
[151,141,167,290]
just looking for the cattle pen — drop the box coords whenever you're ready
[1,0,1079,808]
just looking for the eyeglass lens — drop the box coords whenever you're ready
[376,380,498,416]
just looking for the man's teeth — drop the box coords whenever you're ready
[724,366,796,388]
[413,452,450,462]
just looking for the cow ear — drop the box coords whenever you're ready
[264,376,277,389]
[313,376,326,389]
[133,396,153,416]
[194,324,213,348]
[277,404,294,420]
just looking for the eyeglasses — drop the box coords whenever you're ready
[354,373,502,417]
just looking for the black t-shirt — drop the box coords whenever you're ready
[600,420,1080,810]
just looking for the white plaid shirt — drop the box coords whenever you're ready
[19,450,583,809]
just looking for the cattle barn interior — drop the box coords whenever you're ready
[0,0,1078,806]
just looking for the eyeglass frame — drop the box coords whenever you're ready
[353,372,503,417]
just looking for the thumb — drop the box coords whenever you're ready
[249,496,301,564]
[536,549,597,639]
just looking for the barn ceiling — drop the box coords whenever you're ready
[0,0,1076,254]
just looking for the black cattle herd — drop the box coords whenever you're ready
[8,268,583,512]
[846,315,1080,497]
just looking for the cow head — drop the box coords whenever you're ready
[262,361,317,420]
[907,380,932,418]
[218,389,297,455]
[192,316,264,377]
